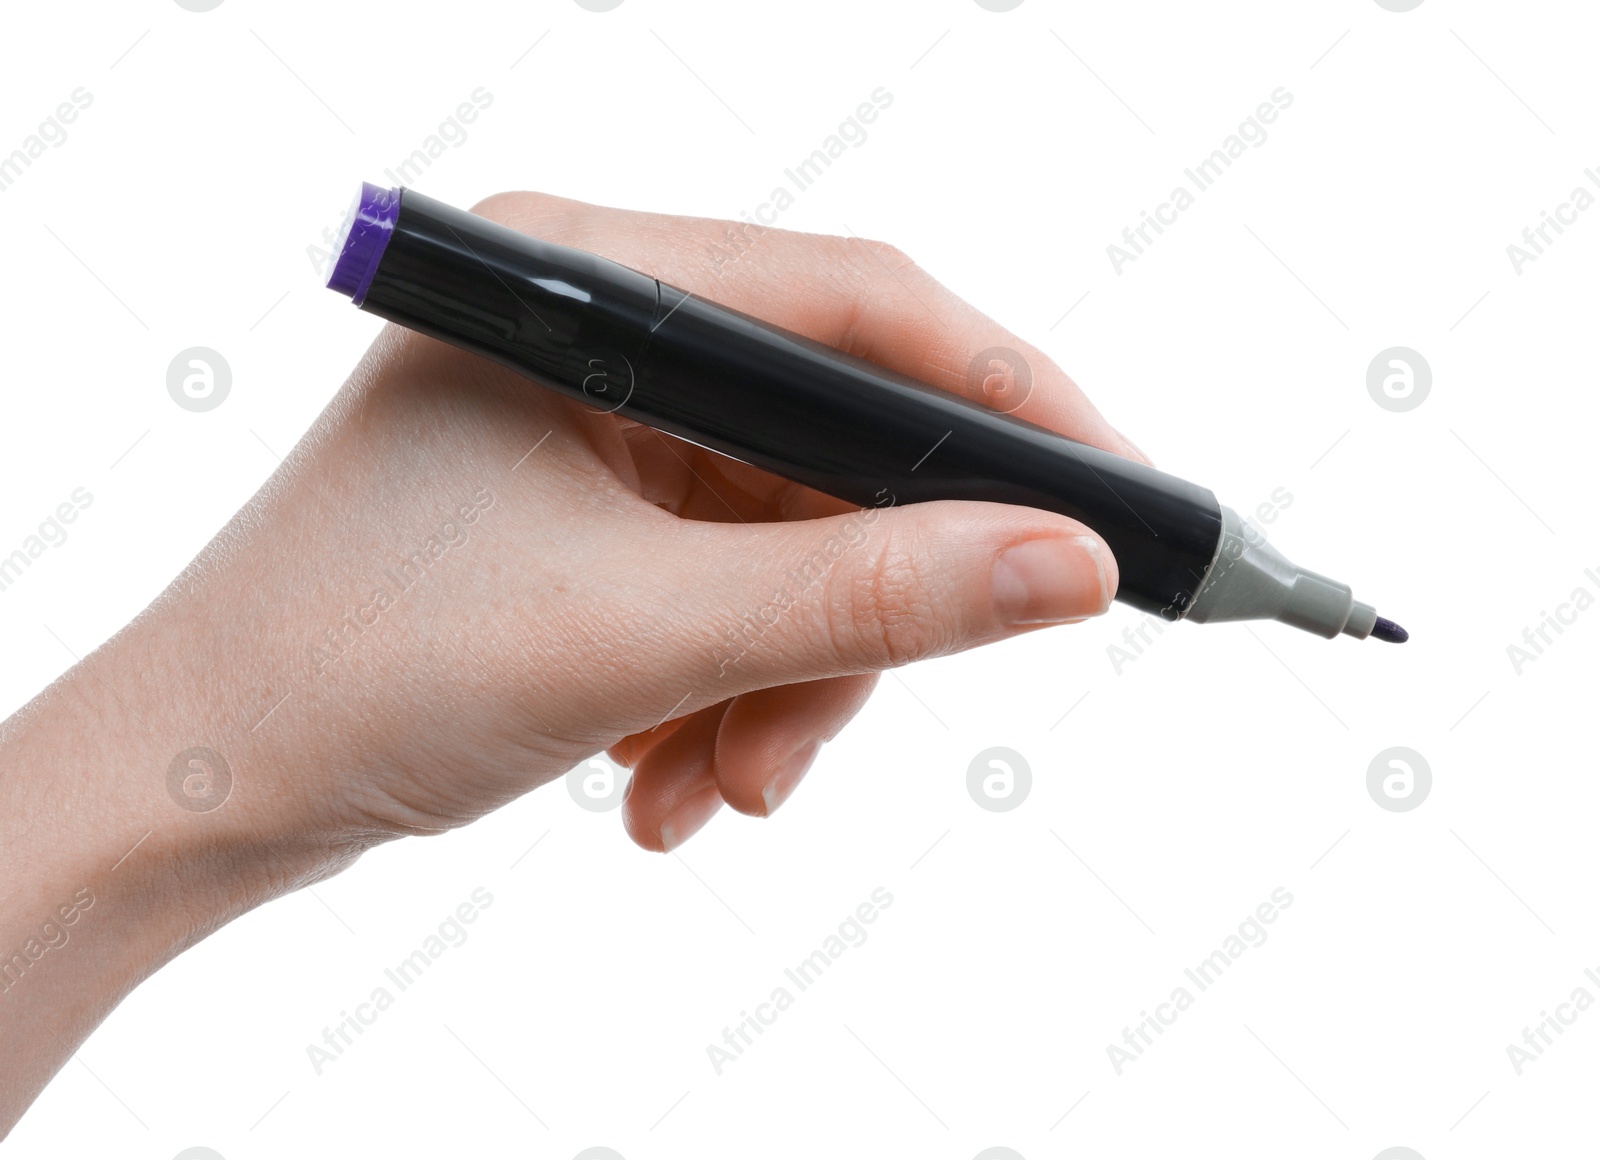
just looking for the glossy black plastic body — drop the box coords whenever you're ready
[358,190,1224,615]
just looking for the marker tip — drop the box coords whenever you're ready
[1371,616,1408,644]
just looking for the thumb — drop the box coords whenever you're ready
[677,499,1118,692]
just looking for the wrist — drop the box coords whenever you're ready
[0,610,374,1130]
[0,621,359,971]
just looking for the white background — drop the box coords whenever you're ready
[1,1,1596,1157]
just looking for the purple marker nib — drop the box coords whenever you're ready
[326,182,400,305]
[1370,616,1408,644]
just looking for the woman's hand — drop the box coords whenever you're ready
[252,190,1139,854]
[199,191,1145,858]
[0,191,1143,1128]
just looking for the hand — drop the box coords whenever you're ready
[177,192,1146,856]
[278,191,1141,852]
[0,191,1142,1128]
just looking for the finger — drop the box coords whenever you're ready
[714,674,878,817]
[621,426,775,523]
[618,423,853,528]
[471,192,1149,465]
[622,699,729,852]
[607,706,702,768]
[667,498,1118,698]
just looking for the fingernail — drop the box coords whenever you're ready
[658,785,722,852]
[992,535,1112,626]
[762,740,822,817]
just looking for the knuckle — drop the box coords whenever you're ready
[822,527,946,669]
[468,191,582,242]
[827,237,925,358]
[846,236,917,277]
[873,241,917,274]
[468,191,523,224]
[824,234,912,277]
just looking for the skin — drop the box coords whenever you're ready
[0,191,1142,1133]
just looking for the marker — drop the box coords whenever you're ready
[326,183,1405,644]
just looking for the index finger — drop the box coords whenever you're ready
[470,191,1149,466]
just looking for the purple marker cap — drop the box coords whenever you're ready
[326,182,400,305]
